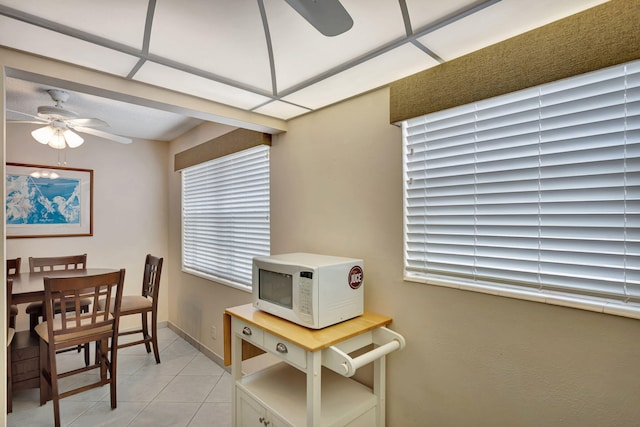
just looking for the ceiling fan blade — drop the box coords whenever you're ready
[285,0,353,36]
[7,120,50,125]
[71,126,132,144]
[66,117,109,128]
[6,109,49,123]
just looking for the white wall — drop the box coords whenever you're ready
[6,123,170,331]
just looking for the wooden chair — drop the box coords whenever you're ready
[7,278,15,413]
[25,254,91,364]
[99,254,163,363]
[6,258,20,329]
[35,269,125,427]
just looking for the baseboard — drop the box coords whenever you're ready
[166,321,230,373]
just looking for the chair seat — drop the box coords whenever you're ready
[7,328,15,347]
[35,316,113,345]
[98,295,151,313]
[26,298,92,314]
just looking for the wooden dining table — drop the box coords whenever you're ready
[10,268,120,305]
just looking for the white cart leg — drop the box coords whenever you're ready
[231,333,242,427]
[374,355,386,427]
[307,350,322,426]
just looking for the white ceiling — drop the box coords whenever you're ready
[0,0,609,142]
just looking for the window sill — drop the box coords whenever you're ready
[182,267,252,293]
[404,273,640,320]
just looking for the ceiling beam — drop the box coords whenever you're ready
[1,46,288,134]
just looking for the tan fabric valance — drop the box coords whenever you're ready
[390,0,640,123]
[174,128,272,171]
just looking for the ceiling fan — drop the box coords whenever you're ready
[7,89,132,149]
[285,0,353,37]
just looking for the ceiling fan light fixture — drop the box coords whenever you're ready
[31,123,84,149]
[47,130,67,150]
[63,129,84,148]
[31,125,54,144]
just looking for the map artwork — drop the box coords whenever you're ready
[6,174,81,225]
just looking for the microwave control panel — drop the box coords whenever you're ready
[298,271,313,315]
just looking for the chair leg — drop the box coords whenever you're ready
[7,341,12,413]
[78,306,90,360]
[47,344,61,427]
[29,312,40,333]
[52,394,61,427]
[142,312,151,354]
[39,338,49,406]
[109,337,118,409]
[151,310,160,364]
[83,343,90,366]
[98,339,107,382]
[38,335,60,425]
[52,395,61,427]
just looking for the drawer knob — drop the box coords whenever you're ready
[276,342,288,354]
[242,326,252,336]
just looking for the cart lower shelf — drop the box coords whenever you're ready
[236,362,377,427]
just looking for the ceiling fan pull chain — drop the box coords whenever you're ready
[57,150,68,166]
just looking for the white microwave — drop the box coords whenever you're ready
[252,253,364,329]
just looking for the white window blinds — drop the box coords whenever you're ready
[182,145,270,289]
[403,60,640,310]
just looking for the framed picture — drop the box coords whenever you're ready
[6,162,93,238]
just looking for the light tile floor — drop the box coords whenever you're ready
[7,327,232,427]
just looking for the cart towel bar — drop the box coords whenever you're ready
[322,326,406,377]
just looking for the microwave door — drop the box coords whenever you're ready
[259,269,293,309]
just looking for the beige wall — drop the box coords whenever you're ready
[2,0,640,421]
[272,88,640,426]
[167,87,640,426]
[167,122,256,356]
[5,124,170,332]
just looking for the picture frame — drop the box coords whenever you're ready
[6,162,93,238]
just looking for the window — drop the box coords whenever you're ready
[402,60,639,316]
[182,145,270,290]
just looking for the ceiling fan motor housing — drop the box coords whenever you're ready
[36,89,78,120]
[47,89,70,105]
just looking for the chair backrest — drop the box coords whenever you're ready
[42,269,125,350]
[6,258,21,276]
[142,254,163,304]
[29,254,87,273]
